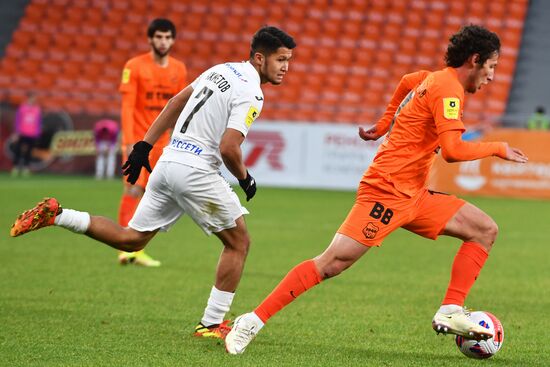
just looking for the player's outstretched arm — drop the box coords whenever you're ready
[143,85,194,145]
[359,70,431,142]
[439,130,528,163]
[502,145,529,163]
[122,85,194,184]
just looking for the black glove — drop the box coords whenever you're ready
[238,171,257,201]
[122,141,153,184]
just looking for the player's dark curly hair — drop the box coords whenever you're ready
[250,26,296,58]
[445,25,500,67]
[147,18,176,38]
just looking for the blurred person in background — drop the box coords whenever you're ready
[11,92,42,177]
[93,119,119,180]
[11,25,296,341]
[117,18,188,267]
[527,106,549,130]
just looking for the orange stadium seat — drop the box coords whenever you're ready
[4,42,26,61]
[18,17,40,33]
[26,48,47,63]
[266,4,286,23]
[11,29,33,48]
[1,55,19,76]
[84,100,108,116]
[7,89,28,106]
[0,0,527,121]
[50,32,72,49]
[34,73,56,90]
[23,5,45,26]
[0,74,10,99]
[85,8,104,25]
[41,60,61,75]
[65,7,85,23]
[18,59,39,75]
[68,50,87,63]
[467,2,487,18]
[32,32,51,49]
[75,34,95,50]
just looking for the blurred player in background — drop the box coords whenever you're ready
[225,25,528,354]
[117,18,187,267]
[93,119,119,180]
[11,26,296,340]
[11,92,42,177]
[527,106,550,130]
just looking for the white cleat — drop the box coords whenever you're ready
[225,313,261,355]
[432,308,493,341]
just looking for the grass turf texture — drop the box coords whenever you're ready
[0,174,548,366]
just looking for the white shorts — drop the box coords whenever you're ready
[129,161,249,235]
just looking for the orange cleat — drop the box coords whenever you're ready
[10,198,60,237]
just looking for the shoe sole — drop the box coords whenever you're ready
[193,331,225,339]
[133,261,161,267]
[118,259,160,267]
[432,320,492,341]
[195,321,231,340]
[118,257,134,265]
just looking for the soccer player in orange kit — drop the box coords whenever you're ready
[225,25,528,354]
[118,18,187,267]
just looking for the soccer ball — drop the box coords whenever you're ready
[455,311,504,359]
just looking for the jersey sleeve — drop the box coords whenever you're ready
[439,130,507,161]
[119,59,138,94]
[119,59,139,145]
[376,70,431,133]
[227,89,263,137]
[429,78,465,135]
[178,62,188,91]
[190,69,208,89]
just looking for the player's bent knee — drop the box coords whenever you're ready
[474,217,498,251]
[485,219,499,248]
[221,229,250,254]
[232,235,250,255]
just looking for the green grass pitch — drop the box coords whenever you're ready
[1,174,548,366]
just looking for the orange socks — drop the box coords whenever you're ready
[118,194,140,227]
[442,242,489,306]
[254,260,322,323]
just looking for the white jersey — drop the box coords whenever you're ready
[159,61,264,171]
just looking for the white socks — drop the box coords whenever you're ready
[54,209,91,233]
[438,304,463,314]
[201,286,235,326]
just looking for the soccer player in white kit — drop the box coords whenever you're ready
[10,26,296,339]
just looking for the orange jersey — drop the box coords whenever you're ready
[119,53,187,148]
[375,70,431,134]
[364,67,466,197]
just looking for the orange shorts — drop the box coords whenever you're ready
[338,183,465,247]
[121,147,164,189]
